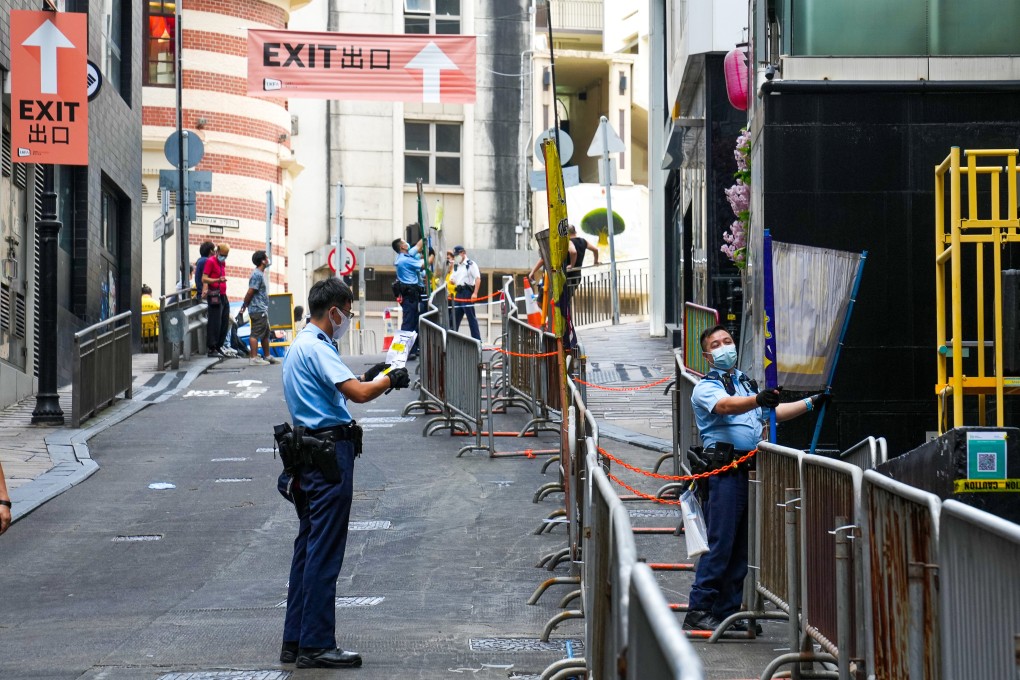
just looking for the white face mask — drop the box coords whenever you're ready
[330,308,351,342]
[456,254,466,264]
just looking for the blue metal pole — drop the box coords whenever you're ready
[809,251,868,455]
[762,230,778,442]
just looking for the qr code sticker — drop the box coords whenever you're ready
[977,452,997,473]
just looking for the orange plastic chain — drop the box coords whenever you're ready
[608,473,684,505]
[451,291,504,303]
[487,347,560,358]
[598,446,758,483]
[575,375,674,392]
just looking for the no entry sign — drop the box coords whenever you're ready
[10,10,89,166]
[247,30,476,104]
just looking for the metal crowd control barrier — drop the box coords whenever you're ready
[72,310,133,428]
[446,329,494,457]
[938,499,1020,680]
[862,469,941,680]
[403,291,447,417]
[839,436,887,470]
[628,563,705,680]
[800,455,865,679]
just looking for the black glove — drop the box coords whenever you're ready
[363,362,389,382]
[755,388,782,409]
[811,392,832,408]
[387,368,411,390]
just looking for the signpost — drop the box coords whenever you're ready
[11,8,89,425]
[587,116,626,325]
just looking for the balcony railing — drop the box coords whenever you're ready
[536,0,603,34]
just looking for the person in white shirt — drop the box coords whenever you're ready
[450,245,482,341]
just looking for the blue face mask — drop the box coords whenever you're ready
[710,345,738,371]
[217,255,226,263]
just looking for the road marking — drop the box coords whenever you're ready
[148,482,176,490]
[183,389,230,398]
[211,457,248,462]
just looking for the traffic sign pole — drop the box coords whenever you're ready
[175,0,187,294]
[334,183,345,280]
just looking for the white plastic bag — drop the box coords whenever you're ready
[679,488,709,559]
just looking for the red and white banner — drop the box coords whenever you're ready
[247,30,476,103]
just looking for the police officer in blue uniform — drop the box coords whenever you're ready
[278,278,410,668]
[392,233,425,359]
[683,325,825,632]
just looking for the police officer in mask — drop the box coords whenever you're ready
[277,278,410,668]
[682,325,826,632]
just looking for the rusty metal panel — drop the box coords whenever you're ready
[756,442,804,610]
[863,470,942,680]
[800,455,863,658]
[939,500,1020,680]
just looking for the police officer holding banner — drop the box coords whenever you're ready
[392,233,425,359]
[276,278,410,668]
[682,325,827,632]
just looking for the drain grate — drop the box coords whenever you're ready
[211,457,248,462]
[628,508,681,518]
[215,478,252,483]
[112,534,163,542]
[349,520,391,530]
[469,638,585,653]
[158,672,291,680]
[276,596,384,608]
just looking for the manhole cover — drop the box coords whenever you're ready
[215,478,252,483]
[211,457,248,462]
[628,508,681,518]
[276,596,384,608]
[112,535,163,542]
[469,638,585,652]
[158,673,291,680]
[349,521,390,530]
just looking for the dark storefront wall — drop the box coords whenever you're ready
[761,88,1020,454]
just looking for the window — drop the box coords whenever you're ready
[101,186,120,258]
[102,0,130,101]
[404,122,461,186]
[144,1,177,87]
[404,0,461,34]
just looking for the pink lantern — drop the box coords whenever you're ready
[723,44,749,111]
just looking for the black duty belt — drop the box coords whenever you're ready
[309,422,360,441]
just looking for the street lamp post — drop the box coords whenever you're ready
[31,167,64,424]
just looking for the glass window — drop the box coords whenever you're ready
[404,0,460,34]
[102,0,129,101]
[404,122,462,187]
[102,187,119,258]
[144,1,177,87]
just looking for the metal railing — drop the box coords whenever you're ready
[72,310,133,428]
[157,288,206,371]
[628,563,706,680]
[446,329,493,456]
[535,0,604,33]
[938,499,1020,680]
[862,470,941,680]
[572,259,649,328]
[839,435,886,470]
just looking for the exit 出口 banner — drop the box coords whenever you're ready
[247,30,476,104]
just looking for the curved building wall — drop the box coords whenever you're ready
[141,0,307,302]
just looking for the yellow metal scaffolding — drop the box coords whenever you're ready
[935,147,1020,432]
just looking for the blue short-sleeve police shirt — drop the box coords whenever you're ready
[691,369,764,451]
[395,245,423,285]
[282,324,357,429]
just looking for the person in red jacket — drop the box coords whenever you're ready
[202,244,232,357]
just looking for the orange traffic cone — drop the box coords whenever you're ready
[524,277,542,328]
[382,307,396,351]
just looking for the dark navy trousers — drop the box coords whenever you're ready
[281,441,355,650]
[399,289,421,355]
[454,301,481,340]
[687,467,749,619]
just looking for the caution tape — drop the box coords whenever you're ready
[575,375,674,392]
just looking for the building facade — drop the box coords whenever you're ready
[140,0,308,309]
[0,0,142,408]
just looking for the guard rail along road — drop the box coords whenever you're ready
[72,310,133,428]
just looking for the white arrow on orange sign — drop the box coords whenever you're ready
[405,42,459,104]
[22,19,75,94]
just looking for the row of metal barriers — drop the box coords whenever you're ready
[407,278,707,679]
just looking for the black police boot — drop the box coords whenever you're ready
[296,647,363,669]
[279,641,298,664]
[682,610,723,631]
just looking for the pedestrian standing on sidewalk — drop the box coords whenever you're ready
[682,325,826,632]
[278,278,411,669]
[202,244,232,357]
[240,250,277,366]
[392,233,425,359]
[0,461,11,536]
[450,245,482,341]
[194,241,215,298]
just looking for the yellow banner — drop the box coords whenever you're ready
[542,139,569,339]
[953,479,1020,493]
